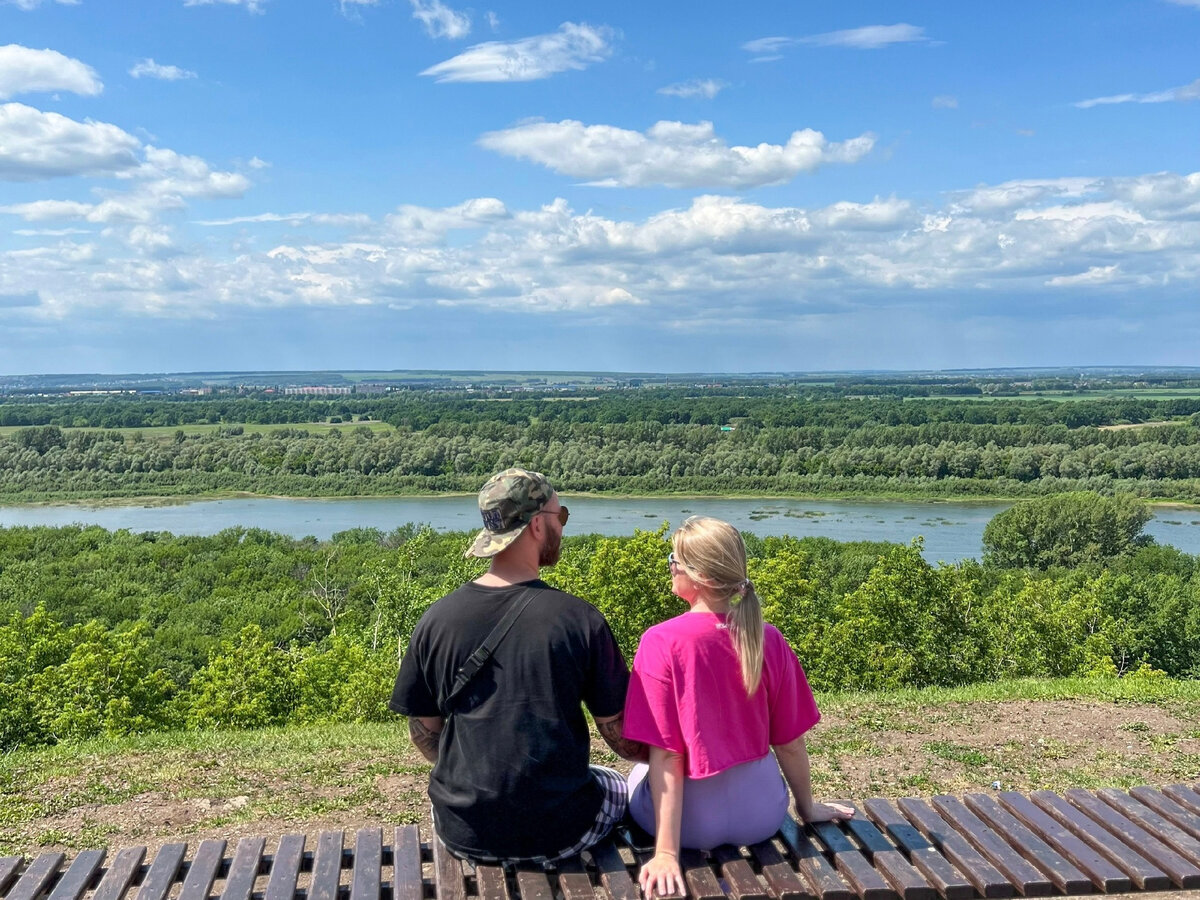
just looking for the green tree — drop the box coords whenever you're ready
[186,625,296,728]
[982,492,1153,570]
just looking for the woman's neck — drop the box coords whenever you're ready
[690,593,730,615]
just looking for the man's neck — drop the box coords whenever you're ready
[475,556,541,587]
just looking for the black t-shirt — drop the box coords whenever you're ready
[389,579,629,860]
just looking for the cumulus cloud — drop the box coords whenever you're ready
[478,119,875,188]
[1076,77,1200,108]
[410,0,470,38]
[129,59,198,81]
[183,0,266,13]
[420,22,613,82]
[657,79,726,99]
[0,103,141,180]
[0,45,102,99]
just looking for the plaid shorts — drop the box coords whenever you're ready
[451,765,629,868]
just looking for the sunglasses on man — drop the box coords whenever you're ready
[538,506,569,526]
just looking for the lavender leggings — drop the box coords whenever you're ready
[627,752,790,850]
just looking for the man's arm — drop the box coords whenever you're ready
[594,712,650,762]
[408,715,445,763]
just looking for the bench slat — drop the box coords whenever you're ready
[221,837,265,900]
[309,831,345,900]
[711,845,768,900]
[896,798,1011,899]
[678,849,724,900]
[0,859,23,898]
[841,805,934,900]
[994,792,1130,893]
[810,820,896,900]
[863,799,975,900]
[777,815,853,900]
[514,866,554,900]
[962,793,1092,895]
[47,849,105,900]
[930,795,1051,896]
[1163,784,1200,817]
[1131,786,1200,841]
[135,843,186,900]
[474,866,509,900]
[392,827,423,900]
[178,839,226,900]
[92,847,145,900]
[553,855,596,900]
[264,836,306,900]
[7,853,65,900]
[1065,787,1200,889]
[588,839,637,900]
[1029,790,1172,891]
[350,828,382,900]
[1097,788,1200,867]
[746,839,813,900]
[431,837,465,900]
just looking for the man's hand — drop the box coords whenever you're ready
[595,712,649,762]
[408,715,444,763]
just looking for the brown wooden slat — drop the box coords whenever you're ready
[178,839,226,900]
[895,798,1011,899]
[840,806,934,900]
[747,839,814,900]
[263,836,305,900]
[392,827,424,900]
[963,793,1092,895]
[134,843,186,900]
[809,820,896,900]
[553,856,596,900]
[1065,787,1200,889]
[588,839,638,900]
[474,866,509,900]
[431,836,466,900]
[711,845,769,900]
[221,837,265,900]
[679,849,724,900]
[1097,787,1200,866]
[350,828,382,900]
[863,799,975,900]
[309,832,346,900]
[0,859,24,897]
[619,835,685,900]
[1029,790,1172,891]
[92,847,146,900]
[1130,786,1200,841]
[994,792,1131,893]
[46,849,105,900]
[6,853,65,900]
[929,795,1052,896]
[777,815,853,900]
[514,867,554,900]
[1163,784,1200,817]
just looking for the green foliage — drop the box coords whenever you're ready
[292,636,394,724]
[983,492,1154,569]
[186,625,297,729]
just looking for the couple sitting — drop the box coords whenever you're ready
[390,468,850,894]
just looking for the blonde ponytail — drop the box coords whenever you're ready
[727,581,765,695]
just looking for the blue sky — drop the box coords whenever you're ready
[1,0,1199,374]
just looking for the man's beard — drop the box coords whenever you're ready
[538,527,561,567]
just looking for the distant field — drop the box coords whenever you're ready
[907,389,1200,402]
[0,421,396,440]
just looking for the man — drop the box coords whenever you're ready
[389,467,646,864]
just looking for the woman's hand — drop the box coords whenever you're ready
[639,850,685,898]
[800,800,856,822]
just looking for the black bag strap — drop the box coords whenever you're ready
[444,586,538,711]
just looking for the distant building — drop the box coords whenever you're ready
[283,386,353,395]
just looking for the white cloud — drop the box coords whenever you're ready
[741,36,796,57]
[420,22,613,82]
[410,0,470,39]
[196,212,372,227]
[0,103,141,180]
[801,24,930,49]
[478,119,875,188]
[182,0,266,13]
[3,0,79,8]
[1165,0,1200,8]
[932,95,958,109]
[0,45,102,99]
[1076,77,1200,108]
[657,79,726,99]
[486,11,500,30]
[1046,265,1121,287]
[129,59,198,81]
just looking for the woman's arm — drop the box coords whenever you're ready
[773,735,855,822]
[639,745,687,898]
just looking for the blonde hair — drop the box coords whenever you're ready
[673,516,764,695]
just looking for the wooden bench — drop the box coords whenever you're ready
[5,784,1200,900]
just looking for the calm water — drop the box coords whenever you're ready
[2,496,1199,562]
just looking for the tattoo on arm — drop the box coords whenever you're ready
[597,714,649,762]
[408,717,442,763]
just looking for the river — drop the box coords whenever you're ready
[1,496,1199,562]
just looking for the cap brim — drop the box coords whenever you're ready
[464,523,528,558]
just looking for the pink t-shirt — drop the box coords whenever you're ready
[623,611,820,779]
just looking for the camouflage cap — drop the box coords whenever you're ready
[465,467,554,558]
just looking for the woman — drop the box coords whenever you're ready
[623,517,853,897]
